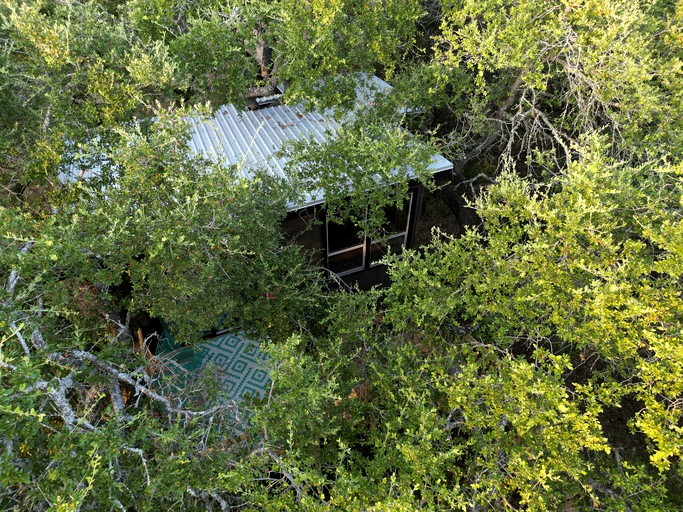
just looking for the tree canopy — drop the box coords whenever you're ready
[1,0,683,510]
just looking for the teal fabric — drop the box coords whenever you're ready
[158,331,269,402]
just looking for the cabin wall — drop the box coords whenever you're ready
[281,183,426,289]
[281,207,325,264]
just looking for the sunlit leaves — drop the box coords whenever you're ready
[382,142,683,502]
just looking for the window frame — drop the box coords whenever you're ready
[368,193,413,268]
[325,192,414,277]
[325,207,368,276]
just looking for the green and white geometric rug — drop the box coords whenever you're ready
[159,331,270,403]
[199,332,270,401]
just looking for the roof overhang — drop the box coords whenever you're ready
[60,76,454,210]
[186,76,453,210]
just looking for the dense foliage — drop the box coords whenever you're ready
[1,0,682,510]
[252,145,683,510]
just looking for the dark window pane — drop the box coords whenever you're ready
[282,210,324,262]
[327,247,364,274]
[327,218,364,253]
[369,242,387,264]
[369,235,406,265]
[383,194,411,235]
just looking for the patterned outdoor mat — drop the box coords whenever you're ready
[198,332,270,402]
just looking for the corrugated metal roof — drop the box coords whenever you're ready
[186,102,335,204]
[186,76,453,209]
[61,76,454,208]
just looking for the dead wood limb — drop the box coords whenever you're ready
[20,371,98,432]
[126,447,151,487]
[528,102,573,165]
[69,350,240,421]
[31,328,46,349]
[267,450,304,503]
[6,347,239,427]
[5,242,34,298]
[8,322,31,356]
[454,172,498,196]
[446,70,530,178]
[207,491,229,512]
[0,360,17,371]
[186,488,231,511]
[109,377,127,415]
[104,310,132,342]
[42,105,52,132]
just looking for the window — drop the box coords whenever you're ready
[368,198,412,267]
[326,192,413,276]
[281,208,324,263]
[326,215,367,274]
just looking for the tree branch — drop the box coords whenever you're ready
[109,376,132,422]
[22,371,98,432]
[126,447,151,487]
[8,322,31,356]
[454,173,498,196]
[266,450,304,503]
[5,242,34,298]
[68,350,241,421]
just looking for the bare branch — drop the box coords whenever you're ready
[69,350,241,421]
[109,376,132,422]
[266,450,304,503]
[125,447,151,487]
[42,104,52,132]
[447,70,530,176]
[5,242,34,298]
[23,372,98,432]
[0,360,17,371]
[31,328,46,349]
[9,322,31,356]
[207,491,229,512]
[454,173,498,196]
[105,310,132,342]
